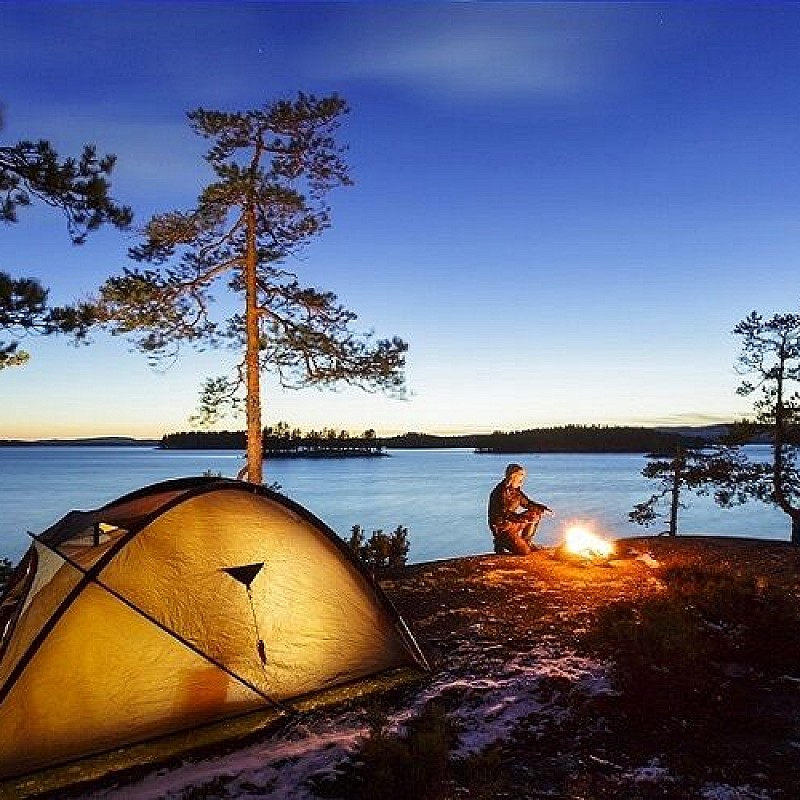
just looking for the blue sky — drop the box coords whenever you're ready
[1,1,799,439]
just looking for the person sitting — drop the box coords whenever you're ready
[488,463,552,555]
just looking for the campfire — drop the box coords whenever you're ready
[556,523,615,564]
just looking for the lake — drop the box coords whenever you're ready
[0,445,791,565]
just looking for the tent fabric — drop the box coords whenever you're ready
[0,477,428,779]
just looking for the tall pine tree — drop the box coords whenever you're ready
[99,94,406,484]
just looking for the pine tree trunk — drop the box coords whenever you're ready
[244,202,263,484]
[792,514,800,546]
[668,448,683,536]
[669,466,679,536]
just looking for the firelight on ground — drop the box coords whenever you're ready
[563,524,615,559]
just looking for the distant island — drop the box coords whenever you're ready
[160,428,388,458]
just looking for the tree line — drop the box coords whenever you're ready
[473,425,707,454]
[160,424,710,454]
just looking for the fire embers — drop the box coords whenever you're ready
[555,524,615,565]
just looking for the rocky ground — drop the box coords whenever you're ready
[12,536,800,800]
[378,536,800,799]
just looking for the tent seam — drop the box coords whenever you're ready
[30,536,293,714]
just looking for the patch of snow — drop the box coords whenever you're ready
[701,783,772,799]
[626,759,673,783]
[88,720,364,800]
[86,642,611,799]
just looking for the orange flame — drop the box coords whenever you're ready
[563,524,614,559]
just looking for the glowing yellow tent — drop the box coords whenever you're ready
[0,477,428,781]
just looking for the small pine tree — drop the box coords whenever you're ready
[387,525,410,569]
[706,311,800,544]
[630,445,713,536]
[347,524,369,564]
[365,530,391,570]
[347,524,410,574]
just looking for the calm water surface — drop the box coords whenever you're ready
[0,446,790,564]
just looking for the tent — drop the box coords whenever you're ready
[0,477,428,783]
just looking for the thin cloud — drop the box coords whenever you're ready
[311,5,646,100]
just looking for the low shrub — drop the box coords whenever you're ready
[0,558,13,593]
[314,703,458,800]
[661,564,800,671]
[587,563,800,719]
[589,596,714,706]
[451,746,513,800]
[347,524,410,574]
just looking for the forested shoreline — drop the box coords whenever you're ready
[3,423,774,455]
[157,424,719,455]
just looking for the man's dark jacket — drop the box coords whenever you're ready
[488,479,547,532]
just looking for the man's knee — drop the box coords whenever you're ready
[509,535,532,556]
